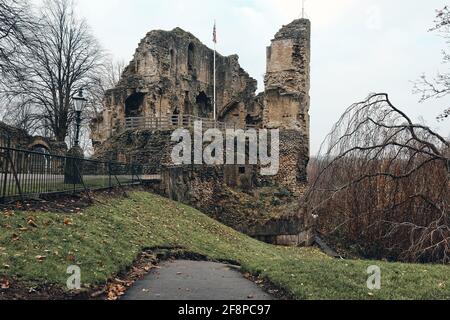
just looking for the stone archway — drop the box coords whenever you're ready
[28,139,50,153]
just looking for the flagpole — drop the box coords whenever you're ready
[302,0,304,18]
[302,0,306,18]
[213,20,217,122]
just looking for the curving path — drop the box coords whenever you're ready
[122,260,274,301]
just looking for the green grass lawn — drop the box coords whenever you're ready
[0,191,449,300]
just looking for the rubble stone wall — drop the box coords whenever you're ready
[264,18,311,137]
[0,122,67,155]
[91,28,258,147]
[90,19,313,246]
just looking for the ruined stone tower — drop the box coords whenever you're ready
[264,19,311,136]
[261,19,311,188]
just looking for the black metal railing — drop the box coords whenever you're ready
[0,133,149,202]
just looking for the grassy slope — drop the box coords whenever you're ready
[0,191,449,300]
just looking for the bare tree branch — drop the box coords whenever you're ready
[307,93,450,264]
[413,6,450,121]
[0,0,106,143]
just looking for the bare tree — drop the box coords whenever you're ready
[307,93,449,264]
[75,58,125,155]
[103,59,126,91]
[414,6,450,121]
[0,0,105,142]
[0,0,34,77]
[87,58,125,119]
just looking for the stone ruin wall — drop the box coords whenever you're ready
[91,28,258,147]
[91,19,313,246]
[264,19,311,136]
[92,19,311,185]
[0,121,67,155]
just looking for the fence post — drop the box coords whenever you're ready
[1,135,11,202]
[72,155,76,193]
[108,160,112,189]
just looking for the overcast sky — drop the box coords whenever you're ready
[68,0,449,154]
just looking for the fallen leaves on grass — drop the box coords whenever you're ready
[27,218,38,228]
[35,255,47,262]
[11,234,20,241]
[1,278,10,289]
[64,218,73,226]
[2,210,14,217]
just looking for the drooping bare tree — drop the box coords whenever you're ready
[0,0,105,142]
[414,6,450,121]
[307,93,449,264]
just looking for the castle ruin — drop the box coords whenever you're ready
[92,19,313,246]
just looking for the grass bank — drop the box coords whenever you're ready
[0,191,449,300]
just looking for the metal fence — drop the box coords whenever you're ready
[0,133,147,203]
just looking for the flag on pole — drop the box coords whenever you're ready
[213,21,217,44]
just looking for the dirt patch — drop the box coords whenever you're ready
[0,186,150,214]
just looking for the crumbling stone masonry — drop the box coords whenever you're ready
[91,19,313,246]
[264,19,311,133]
[0,121,67,155]
[91,27,258,145]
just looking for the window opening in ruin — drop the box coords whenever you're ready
[239,166,246,174]
[170,49,176,71]
[195,91,212,117]
[125,92,145,117]
[188,43,195,71]
[184,92,191,115]
[246,114,254,126]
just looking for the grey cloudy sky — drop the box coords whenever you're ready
[70,0,448,154]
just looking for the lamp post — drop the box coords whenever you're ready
[72,88,87,147]
[65,88,87,185]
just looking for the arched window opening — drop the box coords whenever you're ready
[184,92,191,115]
[195,91,212,117]
[125,92,145,118]
[170,49,176,70]
[188,43,195,71]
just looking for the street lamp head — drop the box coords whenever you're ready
[73,88,87,112]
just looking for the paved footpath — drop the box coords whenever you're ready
[122,260,274,300]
